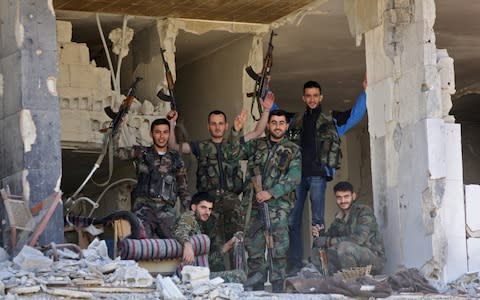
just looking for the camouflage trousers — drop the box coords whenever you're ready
[245,208,289,283]
[132,196,176,239]
[205,191,243,271]
[312,241,385,275]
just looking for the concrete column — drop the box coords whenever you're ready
[0,0,63,247]
[363,0,466,282]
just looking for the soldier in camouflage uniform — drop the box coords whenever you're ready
[173,192,246,282]
[312,181,385,275]
[116,118,191,239]
[167,94,274,269]
[227,109,301,292]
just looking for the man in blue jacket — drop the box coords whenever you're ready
[287,76,367,275]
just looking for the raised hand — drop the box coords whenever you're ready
[233,109,247,132]
[263,91,275,111]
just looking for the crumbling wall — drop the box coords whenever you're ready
[346,0,466,282]
[0,0,63,246]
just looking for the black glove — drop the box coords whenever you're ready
[313,236,328,248]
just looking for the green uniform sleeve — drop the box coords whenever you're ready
[113,132,141,160]
[225,136,256,161]
[173,212,198,246]
[268,147,302,199]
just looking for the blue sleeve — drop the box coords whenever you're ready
[336,90,366,137]
[270,102,279,111]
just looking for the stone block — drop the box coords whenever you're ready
[61,110,95,143]
[181,265,210,287]
[445,123,463,181]
[425,118,446,179]
[56,20,72,44]
[437,50,455,94]
[467,238,480,272]
[441,179,467,281]
[94,67,112,95]
[13,246,53,271]
[57,63,70,88]
[59,43,90,65]
[465,185,480,232]
[69,64,97,89]
[58,86,93,99]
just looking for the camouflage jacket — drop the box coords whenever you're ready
[190,128,243,194]
[173,211,216,246]
[326,202,385,257]
[287,110,342,170]
[227,136,301,211]
[117,144,191,209]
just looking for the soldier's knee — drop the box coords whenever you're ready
[335,241,357,257]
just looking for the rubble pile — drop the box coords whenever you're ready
[0,240,244,299]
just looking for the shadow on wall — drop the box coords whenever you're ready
[451,93,480,184]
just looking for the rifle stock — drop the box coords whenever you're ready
[157,48,177,112]
[245,30,276,121]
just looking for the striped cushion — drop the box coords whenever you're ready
[119,234,210,261]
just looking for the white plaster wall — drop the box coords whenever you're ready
[363,0,466,282]
[175,35,252,140]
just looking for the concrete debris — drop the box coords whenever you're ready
[182,265,210,288]
[45,287,93,299]
[445,272,480,297]
[157,275,186,300]
[13,246,53,272]
[0,247,9,263]
[0,241,245,299]
[107,263,154,287]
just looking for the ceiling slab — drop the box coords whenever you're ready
[53,0,316,24]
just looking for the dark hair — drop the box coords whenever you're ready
[333,181,354,193]
[268,109,288,122]
[150,118,170,132]
[303,80,322,94]
[208,110,227,123]
[191,192,215,206]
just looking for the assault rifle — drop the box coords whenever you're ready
[251,167,273,292]
[157,48,177,112]
[245,30,276,121]
[102,76,143,135]
[233,231,246,272]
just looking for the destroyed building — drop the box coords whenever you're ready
[0,0,479,287]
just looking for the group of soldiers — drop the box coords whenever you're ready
[114,78,386,292]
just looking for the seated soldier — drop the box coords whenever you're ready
[173,192,240,274]
[312,181,385,275]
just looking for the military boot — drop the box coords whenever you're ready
[244,272,265,291]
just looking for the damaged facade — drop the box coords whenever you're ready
[0,0,479,289]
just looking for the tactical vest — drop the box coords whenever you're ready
[245,138,300,209]
[196,140,243,195]
[287,111,342,169]
[133,147,181,205]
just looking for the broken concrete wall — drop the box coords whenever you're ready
[355,0,467,282]
[0,0,63,245]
